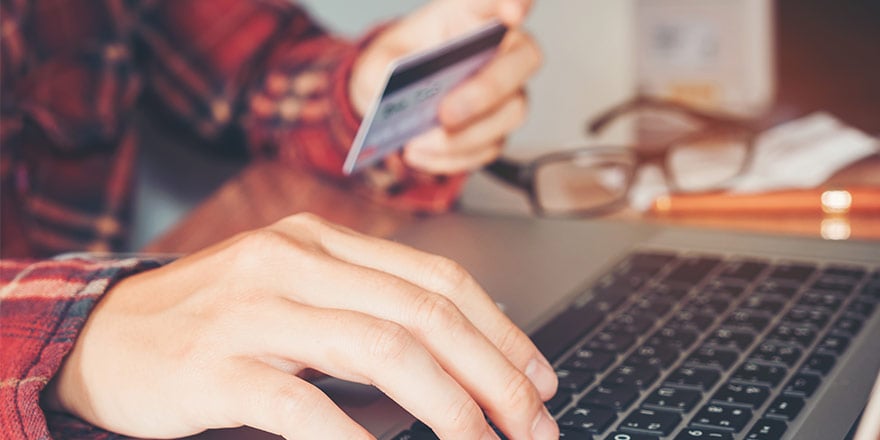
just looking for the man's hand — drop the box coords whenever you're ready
[350,0,542,174]
[44,213,558,440]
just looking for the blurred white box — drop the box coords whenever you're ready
[635,0,775,116]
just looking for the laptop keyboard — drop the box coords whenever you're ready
[391,250,880,440]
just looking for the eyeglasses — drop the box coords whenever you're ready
[486,96,762,217]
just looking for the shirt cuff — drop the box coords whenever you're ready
[0,255,166,439]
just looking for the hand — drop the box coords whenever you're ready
[350,0,542,174]
[43,213,558,440]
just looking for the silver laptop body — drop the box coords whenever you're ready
[195,213,880,440]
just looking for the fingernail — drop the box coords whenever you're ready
[525,357,557,398]
[531,407,558,440]
[482,426,501,440]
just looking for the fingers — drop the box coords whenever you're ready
[440,30,541,128]
[226,359,373,440]
[404,92,527,174]
[251,302,497,440]
[272,215,557,401]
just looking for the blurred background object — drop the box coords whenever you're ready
[633,0,775,117]
[774,0,880,135]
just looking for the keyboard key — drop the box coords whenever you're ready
[802,353,835,375]
[749,341,802,367]
[765,395,804,420]
[587,331,637,353]
[668,309,716,332]
[629,295,674,318]
[832,315,863,336]
[644,386,702,412]
[649,326,698,351]
[664,257,722,285]
[784,306,830,328]
[595,267,649,294]
[810,277,856,295]
[619,408,682,436]
[582,384,640,411]
[607,311,656,335]
[603,431,658,440]
[665,366,721,391]
[648,283,690,301]
[821,266,866,282]
[557,368,596,392]
[732,361,787,387]
[711,382,770,408]
[769,323,816,347]
[701,281,746,299]
[531,305,603,361]
[562,429,600,440]
[627,252,679,271]
[687,346,740,371]
[603,364,660,389]
[861,280,880,302]
[723,309,771,333]
[810,272,859,296]
[846,299,876,318]
[684,295,730,315]
[705,327,754,351]
[738,295,786,315]
[817,334,850,355]
[560,428,595,439]
[766,263,816,284]
[675,428,733,439]
[745,418,787,440]
[559,405,617,433]
[784,372,821,397]
[391,430,437,440]
[589,289,631,313]
[691,403,753,432]
[798,290,845,311]
[754,281,799,298]
[546,390,574,414]
[717,260,768,283]
[563,348,617,372]
[627,343,679,369]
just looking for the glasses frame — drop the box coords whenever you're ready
[486,96,763,217]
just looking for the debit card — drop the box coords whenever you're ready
[342,20,508,175]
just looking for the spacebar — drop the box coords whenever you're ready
[530,306,603,362]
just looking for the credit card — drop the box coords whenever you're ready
[342,20,508,175]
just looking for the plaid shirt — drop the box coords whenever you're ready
[1,0,465,259]
[1,256,164,439]
[1,1,467,438]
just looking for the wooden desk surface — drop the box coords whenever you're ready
[145,156,880,254]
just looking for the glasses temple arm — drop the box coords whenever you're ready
[587,96,762,136]
[485,158,529,190]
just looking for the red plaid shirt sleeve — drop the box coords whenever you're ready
[1,0,465,259]
[0,256,164,440]
[134,0,466,213]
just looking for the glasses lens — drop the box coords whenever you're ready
[668,136,750,191]
[534,152,634,215]
[592,105,752,192]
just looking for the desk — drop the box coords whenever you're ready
[145,155,880,254]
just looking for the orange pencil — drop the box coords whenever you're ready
[650,187,880,215]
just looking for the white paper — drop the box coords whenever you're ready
[629,112,880,210]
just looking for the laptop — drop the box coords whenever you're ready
[194,212,880,440]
